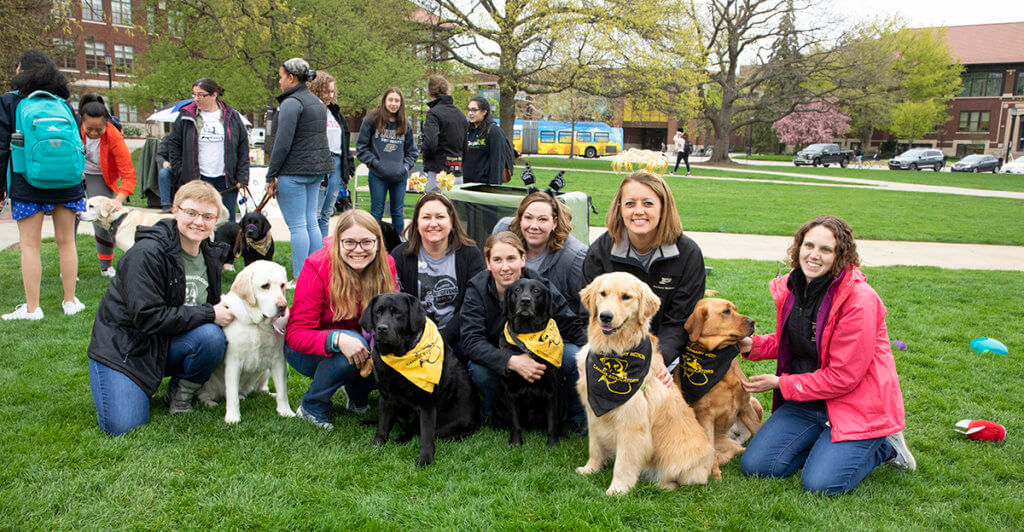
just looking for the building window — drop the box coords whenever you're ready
[84,41,106,72]
[51,0,74,19]
[960,71,1004,97]
[113,44,134,75]
[82,0,104,22]
[168,10,185,38]
[1016,74,1024,96]
[958,111,991,132]
[52,38,77,70]
[955,143,986,157]
[111,0,132,25]
[118,103,138,122]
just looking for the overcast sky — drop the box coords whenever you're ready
[828,0,1024,27]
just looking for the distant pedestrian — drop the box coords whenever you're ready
[670,129,692,176]
[872,151,880,168]
[855,146,863,168]
[356,87,418,233]
[308,71,355,238]
[421,75,467,190]
[462,97,507,185]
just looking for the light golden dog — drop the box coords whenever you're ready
[78,196,229,252]
[678,298,763,479]
[576,272,713,495]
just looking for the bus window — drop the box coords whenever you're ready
[594,132,609,142]
[539,130,556,143]
[514,130,521,140]
[576,132,592,142]
[558,131,572,144]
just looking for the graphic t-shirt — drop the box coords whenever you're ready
[197,110,226,177]
[181,250,208,307]
[417,247,458,330]
[326,113,342,155]
[84,137,101,174]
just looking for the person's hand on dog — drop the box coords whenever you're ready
[655,366,673,388]
[213,302,235,327]
[742,374,779,393]
[110,193,128,214]
[739,336,753,354]
[508,354,545,383]
[336,333,369,366]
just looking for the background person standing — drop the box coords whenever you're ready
[356,87,418,233]
[462,97,507,185]
[420,75,467,190]
[308,71,355,238]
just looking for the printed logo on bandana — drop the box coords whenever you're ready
[594,353,643,394]
[678,343,741,403]
[585,337,653,417]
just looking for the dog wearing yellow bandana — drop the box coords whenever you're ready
[360,293,480,466]
[498,278,565,448]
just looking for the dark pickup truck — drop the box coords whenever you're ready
[793,143,854,168]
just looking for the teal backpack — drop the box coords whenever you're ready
[8,90,85,189]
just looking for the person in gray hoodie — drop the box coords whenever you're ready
[355,87,418,233]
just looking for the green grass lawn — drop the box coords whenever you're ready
[1,238,1021,528]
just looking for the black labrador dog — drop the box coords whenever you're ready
[359,293,479,466]
[211,210,275,269]
[498,278,563,447]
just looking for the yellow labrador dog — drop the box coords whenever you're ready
[576,272,713,495]
[196,260,294,424]
[78,196,229,253]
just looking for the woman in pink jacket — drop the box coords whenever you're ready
[285,209,398,430]
[738,215,915,496]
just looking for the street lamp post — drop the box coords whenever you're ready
[1007,107,1019,163]
[104,54,112,90]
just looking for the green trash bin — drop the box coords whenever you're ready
[443,184,592,253]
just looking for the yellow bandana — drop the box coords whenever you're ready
[503,319,563,368]
[380,318,444,393]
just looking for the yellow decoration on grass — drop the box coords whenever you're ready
[612,149,668,176]
[408,172,427,192]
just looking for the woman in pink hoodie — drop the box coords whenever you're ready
[738,215,915,496]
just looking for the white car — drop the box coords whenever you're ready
[1000,157,1024,174]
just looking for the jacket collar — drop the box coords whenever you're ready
[609,229,679,262]
[428,95,454,108]
[276,83,305,102]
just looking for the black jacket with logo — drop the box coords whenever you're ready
[462,121,506,185]
[581,230,706,367]
[87,219,229,396]
[421,96,467,173]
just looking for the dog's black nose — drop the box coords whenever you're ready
[599,311,614,324]
[376,323,389,334]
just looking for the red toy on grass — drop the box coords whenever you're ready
[954,419,1007,442]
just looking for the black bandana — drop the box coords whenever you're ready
[585,337,653,417]
[678,343,740,403]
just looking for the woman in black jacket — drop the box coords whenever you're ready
[164,77,249,222]
[462,97,507,185]
[391,192,484,363]
[421,75,466,189]
[461,232,587,430]
[307,71,355,237]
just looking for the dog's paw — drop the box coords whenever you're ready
[576,464,599,475]
[546,435,560,448]
[223,264,235,271]
[199,398,218,408]
[277,406,296,418]
[509,432,523,447]
[224,412,241,424]
[416,453,434,467]
[370,436,386,447]
[605,485,631,496]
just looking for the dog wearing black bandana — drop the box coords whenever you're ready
[498,278,564,447]
[576,273,713,496]
[360,293,480,466]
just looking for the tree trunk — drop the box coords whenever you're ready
[499,87,516,141]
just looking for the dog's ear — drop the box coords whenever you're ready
[231,268,258,306]
[404,293,427,333]
[638,281,661,324]
[98,198,112,218]
[359,295,379,332]
[579,279,596,316]
[684,300,707,343]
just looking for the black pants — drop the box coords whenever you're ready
[674,151,690,173]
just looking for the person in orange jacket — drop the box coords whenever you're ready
[79,93,136,277]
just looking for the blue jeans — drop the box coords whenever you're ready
[284,330,374,422]
[200,175,238,223]
[468,343,584,423]
[276,174,324,277]
[367,173,407,234]
[316,155,343,238]
[158,167,174,207]
[88,323,227,436]
[740,400,893,496]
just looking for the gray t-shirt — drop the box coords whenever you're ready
[417,247,459,330]
[629,245,657,272]
[525,249,548,273]
[181,250,209,306]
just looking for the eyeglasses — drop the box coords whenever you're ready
[192,91,211,99]
[340,238,378,251]
[466,107,480,112]
[178,208,219,223]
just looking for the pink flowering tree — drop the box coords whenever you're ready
[772,100,852,149]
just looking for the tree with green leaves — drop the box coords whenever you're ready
[0,0,77,90]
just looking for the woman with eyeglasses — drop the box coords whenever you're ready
[165,77,249,223]
[285,209,399,430]
[462,97,507,185]
[355,87,418,233]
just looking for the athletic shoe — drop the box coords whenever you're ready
[100,267,117,278]
[296,406,334,431]
[62,298,85,315]
[686,172,691,176]
[3,304,43,321]
[885,431,917,471]
[668,172,676,176]
[345,393,371,415]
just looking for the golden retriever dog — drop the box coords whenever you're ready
[196,260,294,424]
[78,196,229,252]
[576,272,713,495]
[678,298,763,478]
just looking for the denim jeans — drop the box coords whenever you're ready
[740,400,893,496]
[367,173,407,234]
[88,323,227,436]
[284,330,374,422]
[158,167,174,207]
[316,155,343,238]
[276,174,324,278]
[468,343,584,423]
[200,175,238,223]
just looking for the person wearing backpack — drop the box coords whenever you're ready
[670,128,692,176]
[463,97,508,185]
[0,50,86,320]
[78,94,136,278]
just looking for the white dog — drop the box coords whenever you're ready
[196,260,295,424]
[79,196,229,253]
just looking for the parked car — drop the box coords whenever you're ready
[1000,157,1024,174]
[951,154,1001,173]
[249,127,266,148]
[793,143,854,167]
[888,148,944,171]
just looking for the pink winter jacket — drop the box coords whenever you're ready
[285,244,398,357]
[745,266,906,442]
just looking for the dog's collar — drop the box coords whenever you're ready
[678,343,741,403]
[586,337,653,417]
[245,233,273,256]
[503,319,563,367]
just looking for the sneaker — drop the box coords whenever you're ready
[885,431,916,471]
[296,406,334,431]
[62,298,85,315]
[100,267,116,278]
[686,172,691,176]
[3,304,43,321]
[668,172,676,176]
